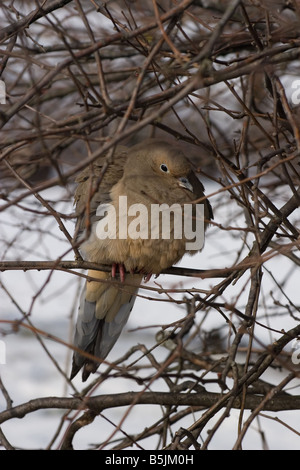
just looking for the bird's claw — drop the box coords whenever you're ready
[112,263,126,282]
[143,272,153,283]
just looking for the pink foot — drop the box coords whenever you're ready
[143,272,153,283]
[112,263,126,282]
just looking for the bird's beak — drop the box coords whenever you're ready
[178,176,193,193]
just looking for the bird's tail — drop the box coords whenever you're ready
[70,270,142,381]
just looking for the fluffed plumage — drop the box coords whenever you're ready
[70,140,213,381]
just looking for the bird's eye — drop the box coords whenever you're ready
[160,164,169,173]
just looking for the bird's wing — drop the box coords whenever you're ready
[71,147,143,381]
[73,147,128,244]
[71,270,141,381]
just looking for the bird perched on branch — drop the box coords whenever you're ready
[70,140,213,381]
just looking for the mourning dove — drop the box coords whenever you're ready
[70,140,213,381]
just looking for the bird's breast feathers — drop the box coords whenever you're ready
[80,197,203,274]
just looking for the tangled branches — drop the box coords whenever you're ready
[0,0,300,450]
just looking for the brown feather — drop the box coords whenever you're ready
[71,140,213,380]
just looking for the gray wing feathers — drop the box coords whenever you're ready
[97,295,136,360]
[70,281,138,381]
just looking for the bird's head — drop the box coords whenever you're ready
[123,140,203,200]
